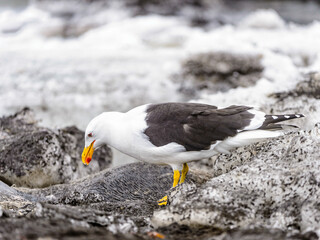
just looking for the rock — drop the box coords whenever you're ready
[156,224,318,240]
[152,125,320,236]
[179,52,263,96]
[0,208,142,240]
[0,108,112,188]
[268,72,320,129]
[1,109,320,239]
[0,162,207,239]
[0,181,37,218]
[271,72,320,100]
[22,162,206,216]
[221,228,318,240]
[189,144,256,177]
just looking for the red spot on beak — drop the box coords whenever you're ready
[86,157,92,164]
[82,140,95,165]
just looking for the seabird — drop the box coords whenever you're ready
[81,102,304,205]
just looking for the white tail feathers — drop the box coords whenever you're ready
[214,129,284,154]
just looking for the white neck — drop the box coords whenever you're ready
[95,104,149,159]
[99,112,127,150]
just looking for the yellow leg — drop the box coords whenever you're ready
[172,170,180,187]
[179,163,189,184]
[158,170,181,206]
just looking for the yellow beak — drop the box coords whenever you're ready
[82,140,95,165]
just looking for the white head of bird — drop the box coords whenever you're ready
[81,112,124,165]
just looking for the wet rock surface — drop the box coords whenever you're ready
[0,108,112,188]
[178,52,263,96]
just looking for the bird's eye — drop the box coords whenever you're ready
[88,133,93,137]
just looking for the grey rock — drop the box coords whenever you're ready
[0,181,37,218]
[0,212,142,240]
[271,72,320,100]
[1,108,320,239]
[268,72,320,130]
[155,224,318,240]
[152,125,320,236]
[22,162,206,216]
[220,228,318,240]
[178,52,263,96]
[0,163,165,238]
[294,72,320,99]
[0,162,206,239]
[0,108,112,188]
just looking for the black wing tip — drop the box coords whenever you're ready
[261,123,300,131]
[288,114,305,118]
[259,113,305,129]
[269,113,305,120]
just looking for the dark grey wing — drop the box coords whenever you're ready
[144,103,255,151]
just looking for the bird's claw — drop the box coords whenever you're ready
[158,195,168,206]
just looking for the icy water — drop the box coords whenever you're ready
[0,0,320,129]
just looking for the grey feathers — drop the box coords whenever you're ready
[144,103,255,151]
[144,103,305,152]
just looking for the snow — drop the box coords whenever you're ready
[239,9,285,29]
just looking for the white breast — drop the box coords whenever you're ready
[105,104,213,164]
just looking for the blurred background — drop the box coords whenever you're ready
[1,0,320,130]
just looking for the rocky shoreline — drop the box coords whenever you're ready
[1,89,320,239]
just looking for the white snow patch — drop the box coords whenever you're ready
[239,9,285,29]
